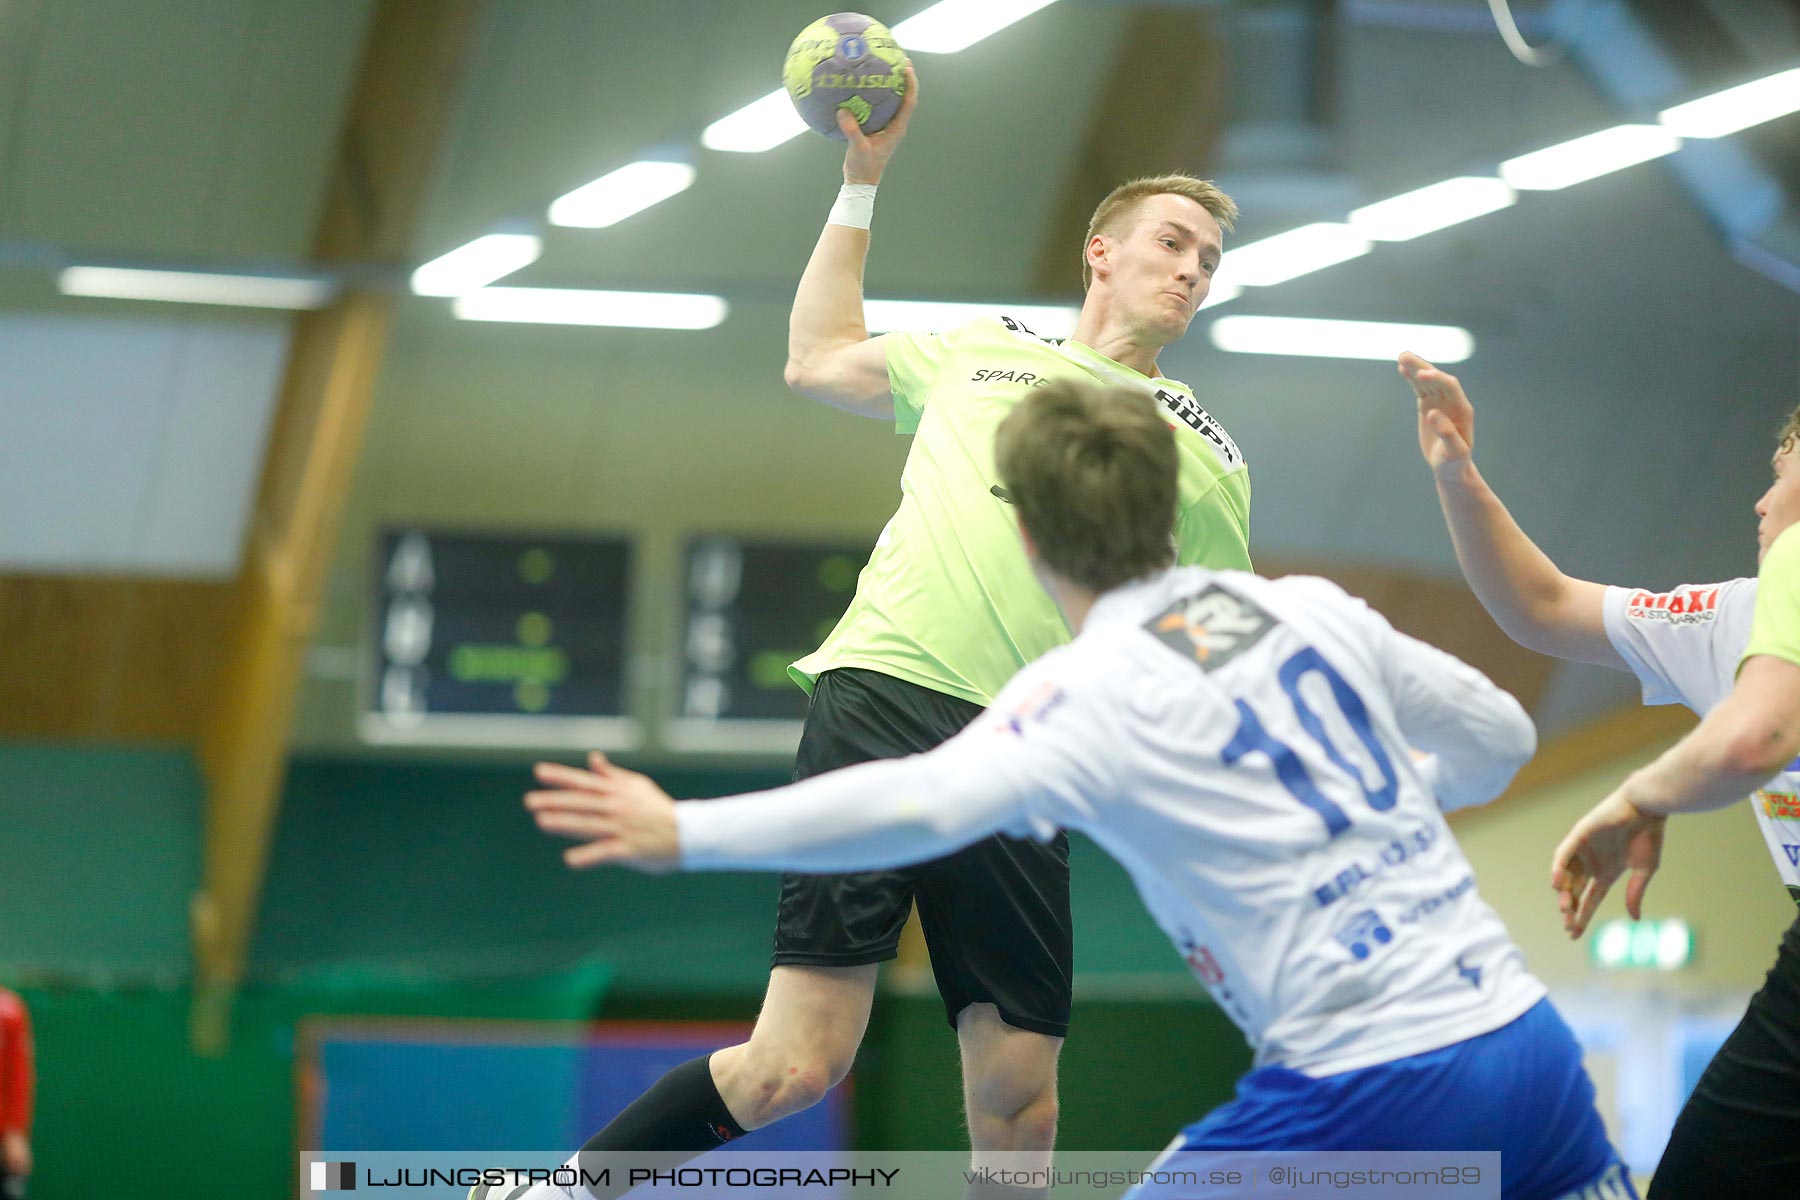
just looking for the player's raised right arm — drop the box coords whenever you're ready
[784,223,893,418]
[783,62,919,420]
[1400,352,1624,671]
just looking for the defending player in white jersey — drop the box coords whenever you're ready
[1406,352,1800,1196]
[530,378,1632,1200]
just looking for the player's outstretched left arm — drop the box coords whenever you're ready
[1550,652,1800,935]
[529,732,1061,876]
[527,748,1027,874]
[530,676,1100,874]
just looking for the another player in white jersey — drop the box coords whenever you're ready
[1405,352,1800,1196]
[530,378,1632,1200]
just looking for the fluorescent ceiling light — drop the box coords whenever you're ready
[1660,68,1800,138]
[1499,125,1680,191]
[702,89,808,153]
[1348,177,1516,242]
[1209,316,1474,363]
[1216,223,1371,288]
[549,161,697,228]
[892,0,1061,54]
[453,287,728,330]
[410,233,541,296]
[863,299,1079,336]
[58,266,334,309]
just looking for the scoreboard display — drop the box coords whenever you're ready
[359,528,639,748]
[666,535,868,752]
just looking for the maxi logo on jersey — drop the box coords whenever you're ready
[1146,585,1275,673]
[1625,586,1723,625]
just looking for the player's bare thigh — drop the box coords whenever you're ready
[709,964,879,1129]
[958,1002,1062,1158]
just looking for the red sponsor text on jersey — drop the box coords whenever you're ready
[1626,586,1723,623]
[1762,791,1800,821]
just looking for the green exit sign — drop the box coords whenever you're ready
[1590,918,1694,971]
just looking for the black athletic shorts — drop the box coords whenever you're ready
[771,667,1073,1038]
[1648,910,1800,1196]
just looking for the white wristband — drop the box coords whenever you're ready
[828,183,877,230]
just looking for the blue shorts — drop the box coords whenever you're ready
[1159,999,1633,1200]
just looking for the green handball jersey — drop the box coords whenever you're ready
[790,315,1252,707]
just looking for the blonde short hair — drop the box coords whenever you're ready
[1083,174,1238,289]
[1780,405,1800,456]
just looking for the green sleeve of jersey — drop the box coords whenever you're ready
[884,328,953,434]
[1173,485,1253,571]
[1743,524,1800,671]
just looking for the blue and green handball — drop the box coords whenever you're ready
[783,13,907,141]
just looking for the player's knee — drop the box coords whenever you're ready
[967,1079,1058,1152]
[1005,1088,1059,1149]
[976,1070,1056,1119]
[738,1047,847,1126]
[967,1051,1058,1129]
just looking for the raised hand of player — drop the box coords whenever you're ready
[1549,789,1666,939]
[527,752,681,873]
[840,60,918,185]
[1399,352,1475,480]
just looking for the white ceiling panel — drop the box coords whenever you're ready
[134,316,290,572]
[1,313,178,567]
[0,310,288,575]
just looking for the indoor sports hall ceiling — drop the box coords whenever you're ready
[2,0,1799,744]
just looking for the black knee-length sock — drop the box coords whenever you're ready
[580,1053,746,1152]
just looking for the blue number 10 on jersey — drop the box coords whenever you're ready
[1222,647,1401,839]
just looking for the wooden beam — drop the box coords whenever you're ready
[1031,7,1228,295]
[189,0,485,1052]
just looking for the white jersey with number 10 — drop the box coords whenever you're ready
[679,567,1546,1076]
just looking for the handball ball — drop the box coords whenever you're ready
[783,13,907,141]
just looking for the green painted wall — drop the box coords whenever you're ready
[0,742,201,975]
[254,755,1192,988]
[255,756,793,989]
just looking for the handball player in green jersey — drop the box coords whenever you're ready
[501,63,1252,1200]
